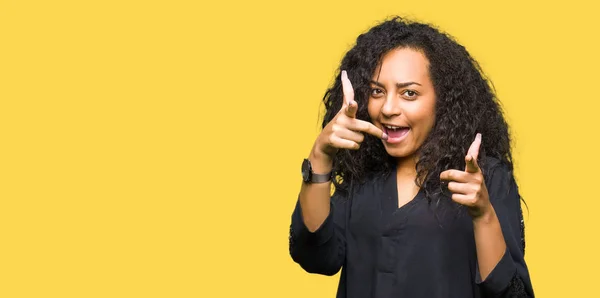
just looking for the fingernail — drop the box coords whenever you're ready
[476,133,481,141]
[382,133,388,140]
[341,70,347,80]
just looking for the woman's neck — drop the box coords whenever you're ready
[395,156,418,180]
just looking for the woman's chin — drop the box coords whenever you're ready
[383,148,406,158]
[383,146,416,160]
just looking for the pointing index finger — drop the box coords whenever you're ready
[349,119,388,140]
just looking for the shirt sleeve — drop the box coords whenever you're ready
[288,190,347,276]
[476,161,535,297]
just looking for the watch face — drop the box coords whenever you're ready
[301,159,311,182]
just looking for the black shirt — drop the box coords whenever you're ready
[289,157,534,297]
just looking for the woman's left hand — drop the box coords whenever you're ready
[440,133,492,219]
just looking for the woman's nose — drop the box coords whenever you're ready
[381,94,401,117]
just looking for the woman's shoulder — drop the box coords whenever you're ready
[481,156,511,176]
[480,156,519,198]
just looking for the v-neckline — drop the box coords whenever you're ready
[392,166,422,211]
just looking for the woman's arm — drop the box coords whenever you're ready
[297,149,334,233]
[474,162,534,297]
[298,70,384,232]
[472,205,505,281]
[440,135,533,297]
[289,70,385,275]
[289,148,347,276]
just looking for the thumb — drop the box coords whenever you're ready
[345,100,358,118]
[465,154,480,173]
[465,133,482,173]
[467,133,482,159]
[341,70,356,118]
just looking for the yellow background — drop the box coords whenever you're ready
[1,0,599,297]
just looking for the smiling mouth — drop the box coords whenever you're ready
[382,125,410,143]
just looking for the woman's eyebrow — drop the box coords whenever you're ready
[370,80,422,88]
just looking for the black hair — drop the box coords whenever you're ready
[323,16,514,202]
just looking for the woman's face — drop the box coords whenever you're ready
[367,47,436,160]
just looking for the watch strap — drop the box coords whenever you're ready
[302,158,332,183]
[311,171,332,183]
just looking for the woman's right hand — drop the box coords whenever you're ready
[314,70,388,159]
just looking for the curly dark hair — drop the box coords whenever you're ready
[323,16,514,202]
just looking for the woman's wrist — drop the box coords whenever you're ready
[309,145,334,174]
[471,205,498,226]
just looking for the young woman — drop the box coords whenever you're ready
[289,17,534,297]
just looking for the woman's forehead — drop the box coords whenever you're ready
[372,48,431,83]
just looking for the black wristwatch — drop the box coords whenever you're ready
[301,158,332,183]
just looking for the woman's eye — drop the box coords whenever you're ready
[403,90,418,99]
[371,88,384,97]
